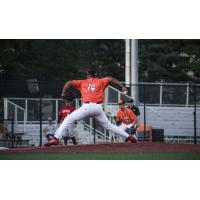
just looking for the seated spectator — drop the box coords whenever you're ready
[43,117,56,141]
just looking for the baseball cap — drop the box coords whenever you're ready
[118,99,125,105]
[48,117,52,121]
[86,69,97,76]
[128,99,134,103]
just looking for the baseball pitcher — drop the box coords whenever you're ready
[44,70,137,146]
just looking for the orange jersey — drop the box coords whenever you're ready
[117,108,136,125]
[71,77,109,103]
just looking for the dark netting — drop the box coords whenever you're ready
[0,80,80,99]
[197,104,200,143]
[139,84,160,105]
[196,85,200,106]
[1,81,199,145]
[107,87,118,103]
[195,85,200,143]
[7,104,14,120]
[41,100,56,121]
[27,100,40,121]
[189,85,200,105]
[162,85,187,105]
[0,99,4,122]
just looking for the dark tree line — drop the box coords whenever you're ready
[0,39,200,83]
[139,39,200,83]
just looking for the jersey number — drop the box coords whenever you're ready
[88,84,96,92]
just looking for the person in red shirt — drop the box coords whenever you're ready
[116,99,137,137]
[58,100,77,145]
[44,69,137,146]
[58,100,76,124]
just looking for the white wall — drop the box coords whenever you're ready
[107,105,200,137]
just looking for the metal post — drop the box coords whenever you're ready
[143,85,146,140]
[11,118,14,148]
[24,99,28,133]
[39,81,42,147]
[104,129,107,142]
[118,92,121,102]
[75,99,78,109]
[90,117,93,133]
[125,39,131,87]
[93,118,96,144]
[15,106,18,123]
[4,98,8,119]
[39,97,42,146]
[55,100,58,124]
[160,84,163,106]
[130,39,139,105]
[23,111,26,133]
[193,84,197,144]
[186,83,189,106]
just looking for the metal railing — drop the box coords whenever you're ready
[3,97,115,144]
[106,83,200,107]
[4,98,26,133]
[2,81,200,144]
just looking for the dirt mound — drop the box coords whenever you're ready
[1,142,200,153]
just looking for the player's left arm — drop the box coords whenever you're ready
[107,77,128,94]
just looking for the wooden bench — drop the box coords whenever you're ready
[0,139,29,148]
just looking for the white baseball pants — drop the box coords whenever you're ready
[54,103,129,139]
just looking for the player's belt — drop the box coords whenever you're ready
[84,101,102,104]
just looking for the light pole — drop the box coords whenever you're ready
[125,39,139,105]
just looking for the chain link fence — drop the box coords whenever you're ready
[106,83,200,143]
[0,80,200,146]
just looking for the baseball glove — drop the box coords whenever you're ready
[61,91,75,101]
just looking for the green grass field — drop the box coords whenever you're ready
[0,152,200,160]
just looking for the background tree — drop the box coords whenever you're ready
[139,39,200,83]
[0,39,125,80]
[0,39,200,83]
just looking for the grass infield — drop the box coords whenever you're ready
[0,152,200,160]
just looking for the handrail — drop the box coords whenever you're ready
[83,122,110,140]
[4,98,25,111]
[121,82,200,86]
[5,97,65,101]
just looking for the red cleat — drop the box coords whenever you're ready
[44,137,59,147]
[125,134,138,143]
